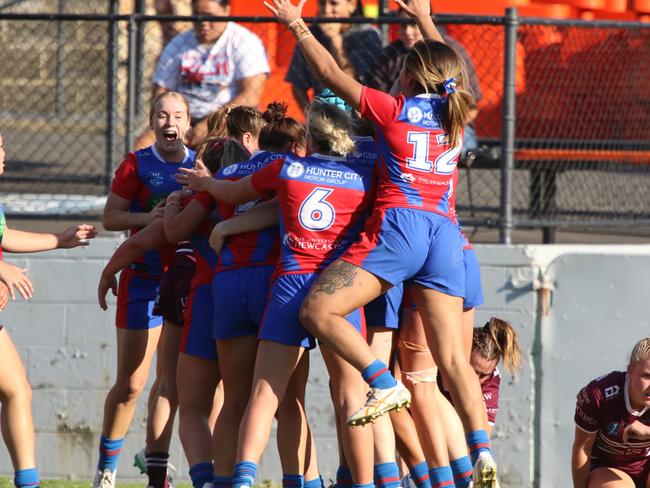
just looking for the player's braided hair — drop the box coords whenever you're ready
[307,100,355,157]
[629,337,650,364]
[474,317,523,374]
[404,40,474,149]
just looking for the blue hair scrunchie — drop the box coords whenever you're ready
[443,77,457,95]
[315,88,352,113]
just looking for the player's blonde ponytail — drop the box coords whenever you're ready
[404,40,474,149]
[307,100,356,157]
[473,317,523,374]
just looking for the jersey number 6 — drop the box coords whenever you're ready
[299,187,335,231]
[406,132,462,174]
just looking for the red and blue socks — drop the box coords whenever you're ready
[409,462,431,488]
[374,462,401,488]
[14,468,39,488]
[336,465,352,488]
[282,474,304,488]
[304,476,324,488]
[232,461,257,488]
[362,359,397,390]
[146,451,170,488]
[98,435,124,472]
[428,466,455,488]
[189,462,213,488]
[466,430,491,464]
[450,457,472,488]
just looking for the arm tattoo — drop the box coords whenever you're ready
[308,260,358,301]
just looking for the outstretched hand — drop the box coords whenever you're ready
[98,272,118,311]
[176,167,212,192]
[0,281,9,310]
[394,0,431,19]
[57,224,97,248]
[0,261,33,300]
[263,0,306,25]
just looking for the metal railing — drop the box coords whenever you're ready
[0,4,648,242]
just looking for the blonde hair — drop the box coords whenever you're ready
[404,40,475,149]
[149,91,191,122]
[473,317,523,374]
[307,100,355,157]
[629,338,650,365]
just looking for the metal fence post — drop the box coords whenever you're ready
[500,7,518,244]
[126,15,137,155]
[105,0,119,192]
[135,0,145,123]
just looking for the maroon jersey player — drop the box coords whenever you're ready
[572,337,650,488]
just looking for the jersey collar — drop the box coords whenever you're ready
[151,144,190,164]
[312,153,346,161]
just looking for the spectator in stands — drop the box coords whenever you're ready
[285,0,382,111]
[137,0,270,149]
[366,3,482,157]
[154,0,192,45]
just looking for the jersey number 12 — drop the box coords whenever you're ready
[406,132,462,174]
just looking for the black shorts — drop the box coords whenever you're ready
[153,254,196,326]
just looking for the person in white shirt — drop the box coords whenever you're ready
[137,0,270,149]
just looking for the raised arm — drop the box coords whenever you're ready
[571,427,596,488]
[395,0,444,43]
[265,0,363,111]
[209,197,279,254]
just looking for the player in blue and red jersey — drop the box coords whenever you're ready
[573,337,650,488]
[266,0,496,486]
[178,101,376,488]
[95,92,195,488]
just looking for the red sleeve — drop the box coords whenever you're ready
[360,86,403,130]
[193,191,214,211]
[575,380,601,433]
[250,159,284,197]
[111,153,141,200]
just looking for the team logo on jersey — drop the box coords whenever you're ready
[406,106,424,124]
[605,385,621,399]
[286,162,305,179]
[607,422,621,436]
[222,164,238,176]
[149,171,165,186]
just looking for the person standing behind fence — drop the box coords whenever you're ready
[0,131,97,488]
[572,337,650,488]
[138,0,270,149]
[95,92,195,488]
[285,0,382,112]
[365,2,482,158]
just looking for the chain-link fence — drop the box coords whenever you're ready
[0,3,649,241]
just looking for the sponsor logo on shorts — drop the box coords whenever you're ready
[286,162,305,179]
[222,164,238,176]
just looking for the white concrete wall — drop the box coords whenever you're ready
[1,239,649,486]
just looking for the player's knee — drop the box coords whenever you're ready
[299,300,328,335]
[115,375,147,403]
[0,373,31,404]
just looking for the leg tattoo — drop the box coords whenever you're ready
[308,261,358,301]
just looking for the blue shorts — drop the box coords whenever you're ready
[116,269,163,330]
[181,284,217,360]
[364,282,404,329]
[212,265,274,340]
[259,273,365,349]
[343,208,465,297]
[463,248,484,310]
